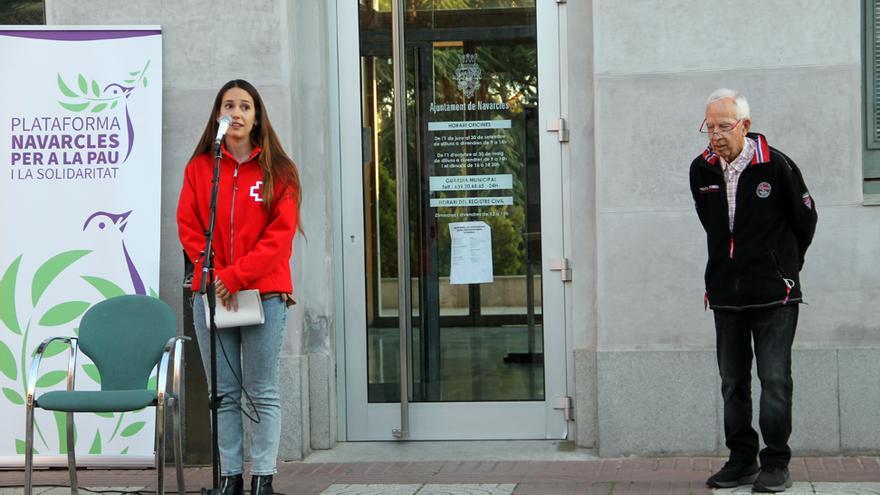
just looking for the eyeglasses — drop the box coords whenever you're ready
[699,119,742,135]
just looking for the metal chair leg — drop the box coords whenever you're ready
[67,411,78,494]
[64,339,79,494]
[24,400,34,495]
[156,395,166,495]
[171,396,185,494]
[171,339,186,495]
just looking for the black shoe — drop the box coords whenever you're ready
[220,474,243,495]
[251,474,274,495]
[753,466,792,493]
[706,461,760,488]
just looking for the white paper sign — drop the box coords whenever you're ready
[449,221,493,285]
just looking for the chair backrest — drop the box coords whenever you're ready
[78,295,176,391]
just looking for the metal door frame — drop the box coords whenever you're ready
[334,0,568,441]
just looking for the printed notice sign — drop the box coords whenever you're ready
[428,119,511,132]
[449,221,493,285]
[431,196,513,208]
[429,174,513,192]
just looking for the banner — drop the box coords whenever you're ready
[0,27,162,465]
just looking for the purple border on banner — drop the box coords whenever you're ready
[0,30,160,41]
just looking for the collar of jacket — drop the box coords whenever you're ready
[701,132,770,167]
[219,142,262,164]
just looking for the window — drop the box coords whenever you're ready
[0,0,45,24]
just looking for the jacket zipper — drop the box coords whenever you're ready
[230,163,240,263]
[781,278,795,304]
[726,162,750,259]
[770,251,795,304]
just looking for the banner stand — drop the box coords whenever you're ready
[0,26,163,468]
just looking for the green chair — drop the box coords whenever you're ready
[24,294,187,495]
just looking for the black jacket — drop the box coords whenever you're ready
[689,133,818,311]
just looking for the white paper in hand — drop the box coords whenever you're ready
[203,289,265,328]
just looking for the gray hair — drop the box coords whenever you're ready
[706,88,750,120]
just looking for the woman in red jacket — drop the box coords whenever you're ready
[177,79,300,495]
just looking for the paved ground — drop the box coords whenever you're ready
[3,456,880,494]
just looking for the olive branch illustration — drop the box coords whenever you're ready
[0,251,158,455]
[56,60,150,114]
[55,60,150,163]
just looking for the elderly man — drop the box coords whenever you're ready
[689,89,817,493]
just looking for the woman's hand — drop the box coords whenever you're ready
[215,277,238,311]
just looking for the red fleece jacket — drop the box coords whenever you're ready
[177,146,299,295]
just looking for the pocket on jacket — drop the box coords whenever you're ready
[769,250,796,294]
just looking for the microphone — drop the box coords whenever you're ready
[214,115,232,148]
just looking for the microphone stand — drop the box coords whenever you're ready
[199,140,223,495]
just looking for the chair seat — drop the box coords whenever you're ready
[36,390,157,412]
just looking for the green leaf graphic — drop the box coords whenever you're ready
[36,370,68,388]
[83,363,101,384]
[121,447,129,454]
[39,301,90,327]
[147,375,157,391]
[91,103,108,113]
[42,340,69,359]
[59,101,89,112]
[82,276,126,299]
[89,430,102,454]
[94,412,113,418]
[15,439,31,455]
[0,340,16,379]
[0,255,22,335]
[111,100,118,109]
[91,80,100,97]
[120,421,145,437]
[57,74,78,98]
[129,71,140,76]
[2,387,23,405]
[54,411,69,453]
[32,250,91,306]
[143,77,148,88]
[77,74,88,95]
[124,79,135,84]
[149,288,159,298]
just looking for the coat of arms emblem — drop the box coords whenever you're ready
[455,53,482,99]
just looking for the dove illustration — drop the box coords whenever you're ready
[102,83,136,162]
[82,210,146,295]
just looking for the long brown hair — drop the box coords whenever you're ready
[191,79,301,219]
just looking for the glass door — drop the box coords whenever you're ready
[338,0,567,440]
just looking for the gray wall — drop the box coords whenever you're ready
[45,0,880,459]
[565,0,599,450]
[585,0,880,456]
[46,0,337,460]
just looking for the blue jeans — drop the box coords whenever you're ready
[714,305,798,469]
[192,295,287,476]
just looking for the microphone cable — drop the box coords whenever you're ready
[214,321,262,425]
